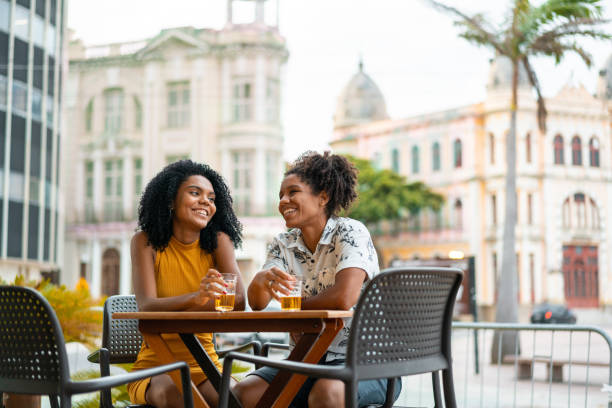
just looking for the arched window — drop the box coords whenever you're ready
[432,142,440,171]
[104,88,124,134]
[85,98,94,133]
[411,145,419,174]
[525,132,532,163]
[453,139,462,168]
[134,96,142,130]
[489,133,495,164]
[491,194,497,225]
[454,199,463,230]
[571,136,582,166]
[562,197,571,228]
[391,148,400,173]
[553,135,564,165]
[574,193,585,227]
[589,137,600,167]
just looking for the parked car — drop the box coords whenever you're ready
[530,303,577,324]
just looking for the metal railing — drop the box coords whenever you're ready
[395,322,612,408]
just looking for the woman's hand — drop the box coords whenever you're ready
[248,266,295,309]
[196,269,228,305]
[256,266,295,300]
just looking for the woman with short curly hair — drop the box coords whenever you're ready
[234,151,402,408]
[128,160,244,408]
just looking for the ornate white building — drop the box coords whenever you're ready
[331,56,612,318]
[62,0,287,297]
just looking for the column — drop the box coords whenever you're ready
[120,237,131,295]
[91,239,101,298]
[93,156,104,220]
[253,147,266,215]
[123,152,134,220]
[254,55,265,123]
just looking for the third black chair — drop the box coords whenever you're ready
[218,267,463,408]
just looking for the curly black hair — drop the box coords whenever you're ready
[138,159,242,252]
[285,151,358,217]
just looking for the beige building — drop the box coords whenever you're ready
[62,0,287,297]
[331,56,612,317]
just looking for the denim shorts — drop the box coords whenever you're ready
[247,355,402,408]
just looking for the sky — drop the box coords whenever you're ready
[67,0,612,162]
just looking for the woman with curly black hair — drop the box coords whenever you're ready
[234,151,402,408]
[127,160,244,408]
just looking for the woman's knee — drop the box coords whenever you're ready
[146,374,182,408]
[308,379,344,408]
[233,376,268,408]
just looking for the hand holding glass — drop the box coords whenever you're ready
[280,276,303,311]
[215,273,236,311]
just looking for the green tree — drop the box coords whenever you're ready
[427,0,610,361]
[346,154,443,240]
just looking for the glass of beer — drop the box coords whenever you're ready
[280,275,303,311]
[215,273,236,312]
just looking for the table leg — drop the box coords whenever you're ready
[142,333,210,408]
[256,318,344,408]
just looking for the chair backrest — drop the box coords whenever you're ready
[0,286,70,395]
[102,295,143,364]
[346,267,463,380]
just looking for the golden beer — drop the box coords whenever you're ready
[215,294,235,311]
[280,296,301,311]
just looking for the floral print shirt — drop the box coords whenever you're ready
[262,216,379,359]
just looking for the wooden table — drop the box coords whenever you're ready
[113,310,352,408]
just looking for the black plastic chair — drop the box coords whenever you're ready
[88,295,262,408]
[0,286,193,408]
[218,267,463,408]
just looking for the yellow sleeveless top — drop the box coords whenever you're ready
[130,236,221,383]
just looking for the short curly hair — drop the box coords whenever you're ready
[138,160,242,252]
[285,151,358,217]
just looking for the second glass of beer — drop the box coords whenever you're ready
[215,273,236,311]
[280,275,303,311]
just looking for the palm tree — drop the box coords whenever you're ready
[426,0,610,361]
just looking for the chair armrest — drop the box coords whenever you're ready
[261,342,290,357]
[217,340,261,358]
[66,361,194,408]
[87,349,100,364]
[218,352,350,408]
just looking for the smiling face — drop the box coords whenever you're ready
[172,175,216,236]
[278,174,328,230]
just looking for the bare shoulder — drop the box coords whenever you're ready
[131,231,154,254]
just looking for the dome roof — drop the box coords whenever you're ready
[487,55,530,90]
[598,53,612,100]
[334,61,389,128]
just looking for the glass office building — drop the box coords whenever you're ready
[0,0,63,279]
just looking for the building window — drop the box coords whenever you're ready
[571,136,582,166]
[527,193,533,225]
[454,199,463,230]
[232,80,252,122]
[85,161,95,222]
[104,89,123,134]
[526,132,532,163]
[103,159,123,222]
[134,96,143,130]
[562,197,571,228]
[134,158,143,217]
[453,139,462,168]
[553,134,564,164]
[167,81,190,128]
[391,148,400,173]
[491,194,497,226]
[590,198,600,229]
[574,193,586,228]
[266,78,280,123]
[12,80,28,116]
[489,133,495,164]
[85,99,94,133]
[13,5,30,41]
[432,142,440,171]
[492,251,499,282]
[411,146,419,174]
[589,137,600,167]
[232,151,252,215]
[0,75,6,108]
